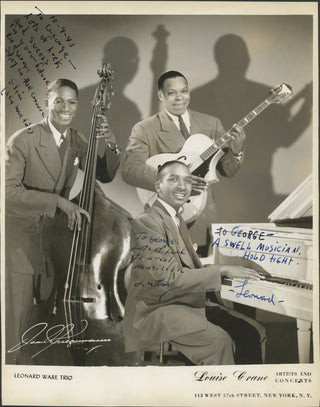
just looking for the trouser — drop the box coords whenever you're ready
[5,221,54,364]
[169,304,266,366]
[205,303,265,364]
[5,272,37,364]
[170,321,235,365]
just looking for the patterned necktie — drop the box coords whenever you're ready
[178,115,190,139]
[59,134,67,160]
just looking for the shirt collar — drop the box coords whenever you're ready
[157,198,183,228]
[165,109,190,131]
[48,119,68,146]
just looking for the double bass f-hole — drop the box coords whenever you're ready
[63,63,114,357]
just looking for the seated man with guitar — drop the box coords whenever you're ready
[124,160,266,365]
[121,70,245,251]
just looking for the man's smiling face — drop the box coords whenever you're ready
[158,76,190,116]
[46,86,79,133]
[155,162,192,211]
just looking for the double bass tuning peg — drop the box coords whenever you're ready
[98,62,114,80]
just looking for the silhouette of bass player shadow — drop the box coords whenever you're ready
[191,34,312,224]
[77,36,142,150]
[76,37,143,217]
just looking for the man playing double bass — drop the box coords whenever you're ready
[5,78,120,364]
[121,70,246,252]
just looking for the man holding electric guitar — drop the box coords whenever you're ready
[121,70,246,251]
[122,70,292,252]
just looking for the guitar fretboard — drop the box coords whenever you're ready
[200,99,271,162]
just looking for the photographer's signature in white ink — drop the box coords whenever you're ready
[7,320,110,358]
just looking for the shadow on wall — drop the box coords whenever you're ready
[76,31,170,217]
[149,24,170,116]
[191,34,312,223]
[75,37,144,217]
[77,36,142,150]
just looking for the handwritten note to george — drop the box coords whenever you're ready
[131,231,185,274]
[3,6,77,132]
[211,225,303,268]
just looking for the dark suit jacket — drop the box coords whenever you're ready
[124,201,222,352]
[121,109,241,244]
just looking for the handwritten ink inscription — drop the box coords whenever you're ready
[132,231,185,274]
[212,225,303,268]
[3,6,77,131]
[131,232,188,302]
[229,279,284,306]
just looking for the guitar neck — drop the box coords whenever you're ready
[200,98,272,162]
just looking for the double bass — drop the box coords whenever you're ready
[42,64,132,365]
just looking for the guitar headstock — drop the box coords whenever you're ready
[268,83,293,104]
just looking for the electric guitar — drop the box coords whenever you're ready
[137,83,293,223]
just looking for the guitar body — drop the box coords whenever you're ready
[137,133,225,223]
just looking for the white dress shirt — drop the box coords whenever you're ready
[48,119,68,147]
[165,109,191,133]
[157,198,183,229]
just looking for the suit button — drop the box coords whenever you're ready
[33,224,39,231]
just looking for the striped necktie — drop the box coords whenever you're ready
[58,134,67,160]
[178,115,190,139]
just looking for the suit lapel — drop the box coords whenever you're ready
[153,201,195,269]
[179,217,203,268]
[156,110,206,153]
[35,119,62,182]
[156,110,186,153]
[54,130,72,194]
[189,110,204,135]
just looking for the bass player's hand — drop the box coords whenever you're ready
[57,196,90,231]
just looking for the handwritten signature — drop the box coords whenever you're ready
[7,320,110,358]
[229,279,284,305]
[135,278,169,288]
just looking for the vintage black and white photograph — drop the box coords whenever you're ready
[1,1,319,406]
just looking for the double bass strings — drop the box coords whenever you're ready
[63,73,110,344]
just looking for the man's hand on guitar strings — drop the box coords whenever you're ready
[191,175,208,195]
[229,124,246,154]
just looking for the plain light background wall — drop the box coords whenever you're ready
[5,13,314,222]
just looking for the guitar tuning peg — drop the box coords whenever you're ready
[280,93,293,105]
